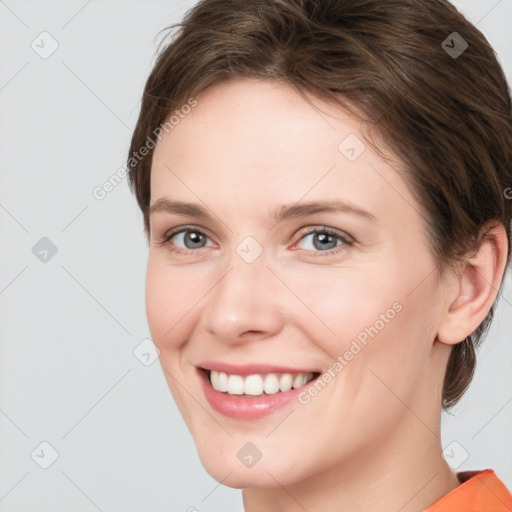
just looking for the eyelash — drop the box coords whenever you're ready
[155,225,354,257]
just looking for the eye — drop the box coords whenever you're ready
[155,225,354,257]
[156,226,214,254]
[294,227,353,256]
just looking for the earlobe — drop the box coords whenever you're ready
[436,223,509,347]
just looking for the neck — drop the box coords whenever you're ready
[242,410,460,512]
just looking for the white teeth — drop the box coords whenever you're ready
[227,374,244,395]
[210,370,220,389]
[279,373,293,392]
[208,370,316,396]
[244,375,264,395]
[292,374,308,389]
[263,373,280,394]
[217,371,228,392]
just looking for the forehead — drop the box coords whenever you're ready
[149,79,419,229]
[154,79,367,163]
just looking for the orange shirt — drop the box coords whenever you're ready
[424,469,512,511]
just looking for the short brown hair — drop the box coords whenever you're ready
[127,0,512,409]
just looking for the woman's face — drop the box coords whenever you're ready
[146,79,451,488]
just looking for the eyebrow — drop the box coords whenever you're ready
[149,198,378,224]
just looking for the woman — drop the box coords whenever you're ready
[126,0,512,510]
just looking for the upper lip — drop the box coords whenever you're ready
[197,361,320,376]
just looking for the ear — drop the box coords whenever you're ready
[436,223,509,346]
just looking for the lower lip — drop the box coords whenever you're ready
[198,369,312,420]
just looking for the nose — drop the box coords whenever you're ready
[199,248,285,346]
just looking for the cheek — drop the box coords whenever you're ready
[292,261,435,400]
[144,255,201,351]
[285,264,402,359]
[336,279,439,415]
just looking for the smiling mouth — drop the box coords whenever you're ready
[200,368,321,398]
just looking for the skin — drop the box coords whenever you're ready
[145,78,508,512]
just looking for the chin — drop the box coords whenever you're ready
[195,443,309,489]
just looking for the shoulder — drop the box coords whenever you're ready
[424,469,512,512]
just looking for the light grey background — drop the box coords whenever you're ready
[0,1,511,511]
